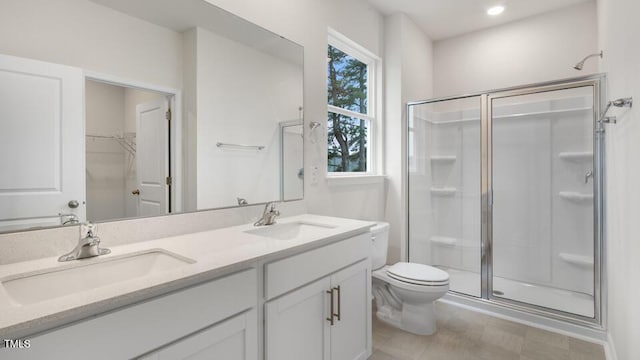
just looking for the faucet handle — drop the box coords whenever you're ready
[80,222,97,238]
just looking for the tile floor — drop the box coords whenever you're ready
[370,302,605,360]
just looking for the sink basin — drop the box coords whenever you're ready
[244,221,336,240]
[1,249,195,306]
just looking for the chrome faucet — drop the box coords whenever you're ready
[254,202,280,226]
[59,213,79,226]
[58,222,111,262]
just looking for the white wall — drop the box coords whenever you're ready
[85,81,127,221]
[597,0,640,358]
[384,13,434,263]
[183,29,199,211]
[203,0,388,221]
[433,1,598,97]
[183,27,302,209]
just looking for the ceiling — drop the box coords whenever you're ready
[366,0,593,41]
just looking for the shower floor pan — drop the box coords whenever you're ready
[440,267,594,318]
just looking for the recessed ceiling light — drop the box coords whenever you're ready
[487,5,505,16]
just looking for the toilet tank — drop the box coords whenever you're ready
[370,222,390,270]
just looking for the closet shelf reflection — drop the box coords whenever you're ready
[86,133,136,156]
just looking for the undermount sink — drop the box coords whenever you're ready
[1,249,195,306]
[244,221,337,240]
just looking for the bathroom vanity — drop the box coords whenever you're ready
[0,215,373,360]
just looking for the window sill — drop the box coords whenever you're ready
[326,174,386,187]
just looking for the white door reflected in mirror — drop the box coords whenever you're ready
[136,98,170,217]
[0,54,85,232]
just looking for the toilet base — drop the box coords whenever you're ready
[372,267,448,336]
[376,301,437,335]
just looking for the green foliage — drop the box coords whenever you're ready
[327,45,368,172]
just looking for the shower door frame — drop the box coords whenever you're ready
[406,74,606,328]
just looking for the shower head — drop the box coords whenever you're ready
[573,51,603,70]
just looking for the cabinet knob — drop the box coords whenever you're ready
[131,189,140,195]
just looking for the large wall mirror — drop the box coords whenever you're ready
[0,0,304,233]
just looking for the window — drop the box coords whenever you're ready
[327,31,379,175]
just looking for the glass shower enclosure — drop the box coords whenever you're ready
[407,75,604,325]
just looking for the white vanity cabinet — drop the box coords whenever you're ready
[329,260,371,360]
[140,308,257,360]
[4,268,258,360]
[264,233,371,360]
[1,221,373,360]
[266,276,332,360]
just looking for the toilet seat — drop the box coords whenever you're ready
[387,262,449,286]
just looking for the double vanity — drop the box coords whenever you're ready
[0,214,374,360]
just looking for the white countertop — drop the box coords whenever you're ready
[0,214,375,338]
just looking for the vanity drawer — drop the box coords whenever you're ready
[8,268,257,360]
[264,233,370,299]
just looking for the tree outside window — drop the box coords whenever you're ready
[327,45,370,173]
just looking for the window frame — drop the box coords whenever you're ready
[327,29,381,177]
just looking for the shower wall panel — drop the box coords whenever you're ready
[408,97,482,297]
[492,88,594,297]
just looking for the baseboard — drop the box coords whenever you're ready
[604,332,618,360]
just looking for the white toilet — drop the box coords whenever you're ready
[371,222,449,335]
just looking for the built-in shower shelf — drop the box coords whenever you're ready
[430,236,458,246]
[430,187,457,196]
[430,155,456,163]
[559,253,594,267]
[559,191,593,202]
[558,152,593,161]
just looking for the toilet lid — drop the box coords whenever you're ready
[387,262,449,285]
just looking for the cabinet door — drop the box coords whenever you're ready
[330,260,371,360]
[141,308,257,360]
[265,277,331,360]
